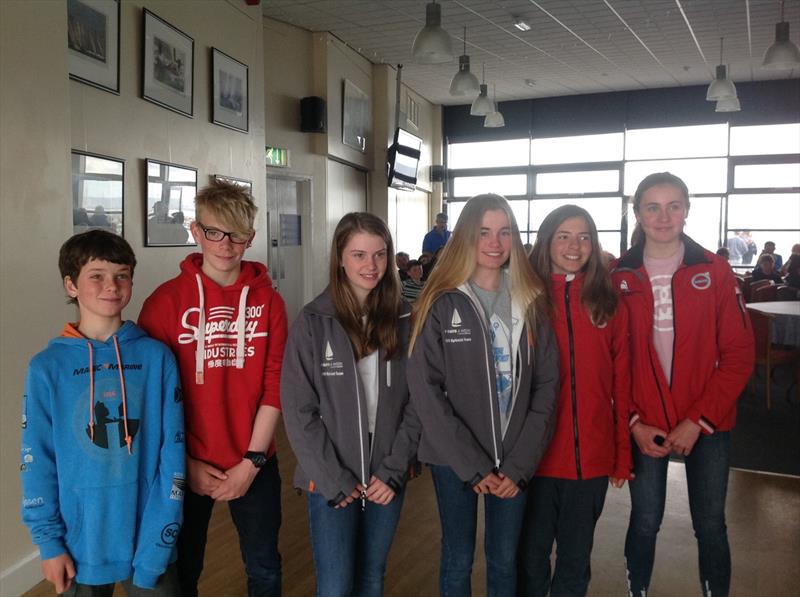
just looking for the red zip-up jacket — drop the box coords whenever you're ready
[610,236,754,435]
[535,273,633,481]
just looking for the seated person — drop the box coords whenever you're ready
[396,251,410,281]
[401,259,425,303]
[784,253,800,289]
[780,243,800,276]
[758,241,783,270]
[716,247,730,261]
[751,253,783,283]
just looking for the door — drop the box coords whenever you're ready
[266,176,310,323]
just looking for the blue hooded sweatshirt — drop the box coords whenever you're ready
[20,321,185,589]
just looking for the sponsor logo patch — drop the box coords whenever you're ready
[161,522,181,545]
[23,496,44,509]
[321,339,344,377]
[691,272,711,290]
[170,473,186,501]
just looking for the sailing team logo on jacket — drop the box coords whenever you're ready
[444,307,472,344]
[321,339,344,377]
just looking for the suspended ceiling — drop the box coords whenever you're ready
[262,0,800,105]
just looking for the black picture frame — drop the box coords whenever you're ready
[68,0,120,94]
[72,150,125,236]
[145,158,197,247]
[211,48,249,133]
[142,9,194,118]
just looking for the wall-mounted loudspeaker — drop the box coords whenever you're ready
[300,96,327,133]
[430,165,445,182]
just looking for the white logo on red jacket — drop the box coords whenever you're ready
[178,305,267,345]
[691,272,711,290]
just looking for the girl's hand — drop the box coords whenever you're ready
[666,419,702,456]
[335,487,362,509]
[609,477,626,488]
[365,475,396,505]
[473,472,502,494]
[631,421,672,458]
[491,472,520,499]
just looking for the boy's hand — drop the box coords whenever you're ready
[490,472,520,499]
[186,455,228,496]
[42,553,75,594]
[209,459,258,501]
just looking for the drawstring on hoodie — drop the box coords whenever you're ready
[194,273,250,384]
[86,335,132,455]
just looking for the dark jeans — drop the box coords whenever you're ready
[430,465,527,597]
[625,432,731,597]
[60,564,179,597]
[306,487,405,597]
[177,456,282,597]
[518,476,609,597]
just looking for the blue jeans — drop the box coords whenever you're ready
[307,487,405,597]
[625,432,731,597]
[430,465,527,597]
[177,456,282,597]
[518,476,609,597]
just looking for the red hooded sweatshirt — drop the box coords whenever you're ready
[139,254,287,470]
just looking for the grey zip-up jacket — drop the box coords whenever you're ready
[408,283,559,488]
[281,290,420,504]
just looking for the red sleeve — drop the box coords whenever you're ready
[611,302,633,480]
[686,263,754,433]
[260,290,288,410]
[138,290,172,348]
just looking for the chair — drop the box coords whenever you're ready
[776,285,800,301]
[751,283,779,302]
[748,310,800,409]
[747,279,773,302]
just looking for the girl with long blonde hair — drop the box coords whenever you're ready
[408,194,559,597]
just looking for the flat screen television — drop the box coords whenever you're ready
[387,127,422,191]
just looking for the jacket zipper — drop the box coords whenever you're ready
[466,297,501,469]
[647,275,672,431]
[565,280,582,479]
[349,350,368,489]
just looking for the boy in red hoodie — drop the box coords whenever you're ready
[139,179,288,597]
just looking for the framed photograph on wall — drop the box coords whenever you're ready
[212,174,252,193]
[142,9,194,117]
[72,150,124,236]
[67,0,120,94]
[212,48,249,132]
[342,79,370,153]
[145,158,197,247]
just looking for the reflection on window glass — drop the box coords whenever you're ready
[72,152,124,237]
[508,200,529,232]
[84,156,123,176]
[148,161,161,177]
[536,170,619,194]
[531,197,622,231]
[734,163,800,189]
[624,158,727,195]
[728,193,800,229]
[531,132,623,165]
[168,166,197,182]
[730,124,800,156]
[453,174,527,197]
[625,124,728,160]
[449,139,530,169]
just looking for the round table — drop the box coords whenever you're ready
[746,301,800,347]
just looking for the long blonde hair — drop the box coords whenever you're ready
[409,194,545,354]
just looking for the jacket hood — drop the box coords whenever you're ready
[179,253,273,291]
[305,287,412,319]
[52,320,146,348]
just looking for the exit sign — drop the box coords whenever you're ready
[265,146,289,168]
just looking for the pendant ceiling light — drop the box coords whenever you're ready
[484,84,505,128]
[762,0,800,69]
[715,96,741,113]
[449,26,480,96]
[412,1,454,64]
[706,38,737,101]
[470,65,493,116]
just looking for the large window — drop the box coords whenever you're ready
[447,122,800,263]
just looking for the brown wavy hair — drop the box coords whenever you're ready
[530,205,617,326]
[329,212,402,360]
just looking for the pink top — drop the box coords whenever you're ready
[644,244,685,384]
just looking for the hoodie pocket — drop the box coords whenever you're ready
[68,482,138,566]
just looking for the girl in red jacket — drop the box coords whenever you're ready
[612,172,753,597]
[519,205,632,596]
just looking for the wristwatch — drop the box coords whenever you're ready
[243,451,268,468]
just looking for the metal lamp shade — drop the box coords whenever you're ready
[762,22,800,70]
[706,65,737,101]
[470,84,493,116]
[449,55,480,95]
[411,2,454,64]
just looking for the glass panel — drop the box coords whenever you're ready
[508,199,529,232]
[728,193,800,230]
[624,158,728,195]
[725,230,799,268]
[730,123,800,156]
[734,163,800,189]
[446,201,466,231]
[531,132,624,165]
[146,159,197,246]
[72,152,124,237]
[598,232,622,259]
[536,169,619,194]
[395,189,430,259]
[448,139,530,169]
[84,156,123,175]
[452,174,527,198]
[530,197,622,232]
[625,124,728,160]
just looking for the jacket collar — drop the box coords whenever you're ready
[616,234,710,270]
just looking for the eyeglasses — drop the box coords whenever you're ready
[197,223,251,244]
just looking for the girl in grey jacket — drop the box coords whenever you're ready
[281,213,420,597]
[408,194,559,597]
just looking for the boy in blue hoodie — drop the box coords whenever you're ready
[20,230,185,596]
